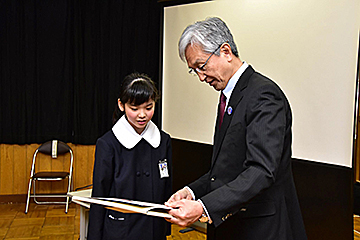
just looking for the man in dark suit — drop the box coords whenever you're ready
[166,17,307,240]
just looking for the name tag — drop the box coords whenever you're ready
[158,159,169,178]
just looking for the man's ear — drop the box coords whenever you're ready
[118,99,125,112]
[220,43,233,62]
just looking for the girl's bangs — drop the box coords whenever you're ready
[127,82,154,105]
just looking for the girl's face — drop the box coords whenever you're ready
[118,99,155,134]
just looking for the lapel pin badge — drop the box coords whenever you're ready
[227,106,233,115]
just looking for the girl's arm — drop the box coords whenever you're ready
[87,137,115,240]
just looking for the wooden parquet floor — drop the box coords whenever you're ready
[2,202,360,240]
[0,203,206,240]
[354,215,360,239]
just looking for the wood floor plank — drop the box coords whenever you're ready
[1,210,18,218]
[43,216,75,226]
[74,216,80,235]
[0,218,13,228]
[0,203,23,218]
[4,238,39,240]
[16,207,48,218]
[355,232,360,240]
[3,203,360,239]
[23,210,48,218]
[5,225,42,238]
[38,235,77,240]
[45,207,75,217]
[0,227,8,239]
[40,225,74,236]
[10,218,45,227]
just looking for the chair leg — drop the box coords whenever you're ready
[27,177,71,211]
[33,179,39,204]
[25,178,33,214]
[65,196,69,214]
[65,176,72,214]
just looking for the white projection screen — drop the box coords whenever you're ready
[162,0,360,167]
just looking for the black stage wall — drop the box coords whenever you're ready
[0,0,162,145]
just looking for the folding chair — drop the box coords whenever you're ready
[25,140,74,213]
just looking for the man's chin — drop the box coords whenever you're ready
[208,81,217,90]
[212,84,222,91]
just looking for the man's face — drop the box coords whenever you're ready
[185,44,230,91]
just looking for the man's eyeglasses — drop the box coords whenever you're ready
[188,42,227,76]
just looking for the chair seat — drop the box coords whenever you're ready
[33,171,69,179]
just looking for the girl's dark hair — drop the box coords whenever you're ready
[112,73,160,124]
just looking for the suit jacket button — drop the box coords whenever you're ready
[136,172,141,177]
[211,177,216,181]
[145,171,150,177]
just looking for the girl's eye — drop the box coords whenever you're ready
[146,107,152,111]
[131,108,137,111]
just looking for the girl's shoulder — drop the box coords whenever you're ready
[159,129,170,139]
[159,130,172,147]
[96,130,118,146]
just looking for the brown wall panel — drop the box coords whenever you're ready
[73,144,96,191]
[13,145,27,194]
[0,145,14,194]
[0,143,96,199]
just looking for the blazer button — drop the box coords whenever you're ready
[136,172,141,177]
[144,171,150,177]
[211,176,216,181]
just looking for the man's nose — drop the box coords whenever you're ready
[197,72,206,82]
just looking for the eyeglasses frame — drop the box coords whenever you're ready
[188,41,228,76]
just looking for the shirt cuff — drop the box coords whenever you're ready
[184,186,212,223]
[184,186,196,200]
[197,199,212,224]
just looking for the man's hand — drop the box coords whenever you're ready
[165,199,203,227]
[166,188,193,204]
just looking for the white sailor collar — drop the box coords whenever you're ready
[112,115,161,149]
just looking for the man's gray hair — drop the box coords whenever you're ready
[178,17,239,62]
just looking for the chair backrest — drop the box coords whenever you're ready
[37,140,71,158]
[30,140,74,177]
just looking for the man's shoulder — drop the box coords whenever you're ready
[248,69,280,90]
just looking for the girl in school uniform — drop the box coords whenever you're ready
[87,73,172,240]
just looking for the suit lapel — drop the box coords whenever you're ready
[211,66,255,165]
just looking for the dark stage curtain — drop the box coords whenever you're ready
[0,0,162,144]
